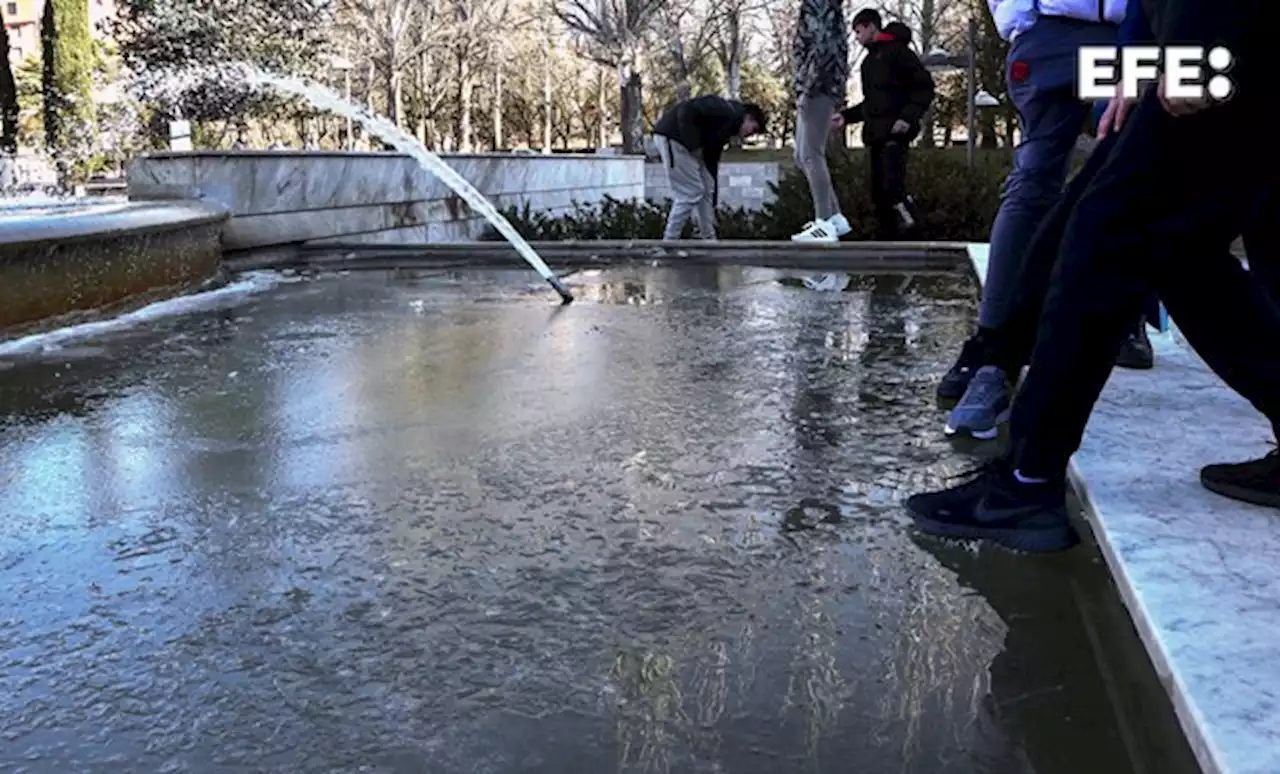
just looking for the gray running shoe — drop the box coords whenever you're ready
[945,366,1011,440]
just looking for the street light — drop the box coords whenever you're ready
[328,55,355,150]
[922,18,999,167]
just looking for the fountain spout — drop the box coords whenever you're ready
[227,66,573,303]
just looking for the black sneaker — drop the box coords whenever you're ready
[905,460,1002,518]
[906,463,1078,553]
[1200,445,1280,508]
[1115,321,1154,370]
[937,333,987,402]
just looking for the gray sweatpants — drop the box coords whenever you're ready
[655,135,716,240]
[795,93,841,220]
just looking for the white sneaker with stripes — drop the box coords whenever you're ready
[791,220,838,242]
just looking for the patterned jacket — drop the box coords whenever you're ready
[793,0,849,102]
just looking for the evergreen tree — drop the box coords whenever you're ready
[41,0,96,182]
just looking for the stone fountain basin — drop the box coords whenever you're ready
[0,199,227,332]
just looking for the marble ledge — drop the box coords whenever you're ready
[964,243,1280,774]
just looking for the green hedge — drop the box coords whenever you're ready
[497,148,1017,242]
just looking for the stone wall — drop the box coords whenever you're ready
[644,161,781,212]
[0,201,226,331]
[127,151,645,250]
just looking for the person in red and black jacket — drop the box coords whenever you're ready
[832,10,934,240]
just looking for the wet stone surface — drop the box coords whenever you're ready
[0,267,1144,772]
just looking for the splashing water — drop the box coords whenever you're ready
[167,65,574,304]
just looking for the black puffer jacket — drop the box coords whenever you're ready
[840,22,935,144]
[652,95,747,182]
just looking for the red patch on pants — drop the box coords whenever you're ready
[1010,60,1030,82]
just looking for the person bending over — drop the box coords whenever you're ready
[652,96,766,240]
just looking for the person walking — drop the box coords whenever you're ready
[651,96,766,241]
[905,0,1276,552]
[789,0,852,243]
[934,0,1125,411]
[828,11,935,241]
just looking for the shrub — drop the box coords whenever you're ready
[491,196,771,241]
[497,147,1015,242]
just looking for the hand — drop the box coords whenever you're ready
[1158,73,1212,116]
[1097,81,1133,139]
[830,113,846,130]
[891,119,910,134]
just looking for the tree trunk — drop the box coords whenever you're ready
[457,53,473,151]
[542,43,552,153]
[41,0,95,186]
[491,64,503,150]
[919,0,936,146]
[393,72,405,127]
[416,50,428,143]
[669,38,691,102]
[979,110,998,147]
[0,11,18,155]
[385,53,403,125]
[721,12,742,100]
[595,66,607,149]
[618,61,644,155]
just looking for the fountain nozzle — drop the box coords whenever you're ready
[548,276,574,305]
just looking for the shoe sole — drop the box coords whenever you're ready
[944,407,1011,441]
[1201,478,1280,509]
[911,515,1079,553]
[1116,357,1154,370]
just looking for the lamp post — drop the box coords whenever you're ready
[329,55,355,150]
[923,18,997,167]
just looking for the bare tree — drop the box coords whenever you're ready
[411,45,452,147]
[337,0,433,125]
[760,0,797,141]
[446,0,511,151]
[653,0,718,102]
[557,0,668,154]
[710,0,765,100]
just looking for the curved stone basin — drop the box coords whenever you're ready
[0,199,227,331]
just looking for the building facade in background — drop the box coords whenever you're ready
[5,0,115,69]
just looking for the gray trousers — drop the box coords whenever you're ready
[795,94,841,220]
[655,136,716,240]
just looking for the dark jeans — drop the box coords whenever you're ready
[991,139,1278,377]
[979,16,1119,330]
[989,132,1144,374]
[1006,88,1280,478]
[868,140,908,239]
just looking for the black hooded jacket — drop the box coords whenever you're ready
[840,22,935,144]
[653,95,747,202]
